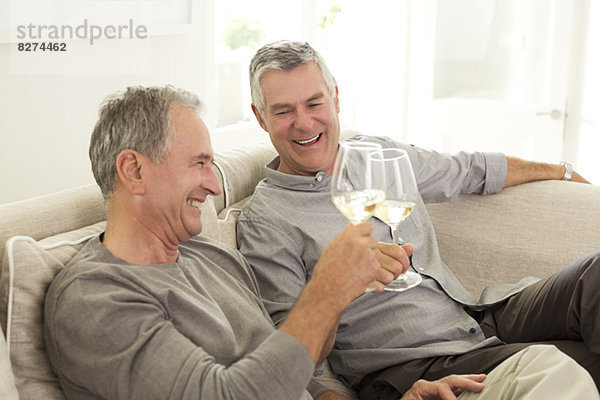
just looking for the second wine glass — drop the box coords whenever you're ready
[370,148,422,291]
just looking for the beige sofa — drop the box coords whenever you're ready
[1,136,599,400]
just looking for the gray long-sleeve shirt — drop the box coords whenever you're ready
[44,235,314,400]
[237,135,539,386]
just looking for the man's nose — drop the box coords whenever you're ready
[204,164,222,196]
[293,108,313,131]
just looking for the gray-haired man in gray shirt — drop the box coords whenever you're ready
[44,85,396,400]
[237,40,600,399]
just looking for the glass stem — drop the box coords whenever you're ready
[390,224,401,245]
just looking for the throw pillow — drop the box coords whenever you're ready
[0,222,106,400]
[0,327,18,400]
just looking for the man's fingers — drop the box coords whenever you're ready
[377,242,414,262]
[401,243,415,257]
[376,242,413,276]
[375,268,395,285]
[572,171,590,184]
[442,374,486,393]
[367,281,385,293]
[437,384,459,400]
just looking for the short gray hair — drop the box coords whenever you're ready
[249,40,337,116]
[89,85,203,200]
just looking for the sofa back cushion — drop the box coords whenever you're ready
[0,185,106,267]
[426,180,600,296]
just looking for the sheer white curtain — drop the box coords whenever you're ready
[574,0,600,184]
[315,1,409,141]
[210,0,410,149]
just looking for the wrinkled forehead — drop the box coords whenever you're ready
[260,62,331,105]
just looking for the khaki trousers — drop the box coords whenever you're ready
[460,345,598,399]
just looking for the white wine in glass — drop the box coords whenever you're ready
[331,142,385,225]
[370,148,422,291]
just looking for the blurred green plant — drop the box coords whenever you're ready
[317,3,342,30]
[220,15,266,50]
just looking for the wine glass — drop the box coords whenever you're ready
[330,142,385,225]
[370,148,422,291]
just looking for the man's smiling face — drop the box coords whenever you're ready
[142,106,221,244]
[253,61,341,176]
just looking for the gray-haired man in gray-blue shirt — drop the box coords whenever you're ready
[237,40,600,399]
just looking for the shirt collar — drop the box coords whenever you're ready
[264,156,331,191]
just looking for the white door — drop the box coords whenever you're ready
[405,0,574,162]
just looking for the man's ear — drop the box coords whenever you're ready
[334,86,340,113]
[251,104,268,132]
[115,149,146,195]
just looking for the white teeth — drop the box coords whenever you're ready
[187,199,202,209]
[295,134,321,145]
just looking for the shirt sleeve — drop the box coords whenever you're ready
[237,212,356,398]
[406,146,507,203]
[236,217,307,327]
[346,135,508,203]
[45,277,314,400]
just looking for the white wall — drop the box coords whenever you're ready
[0,32,214,205]
[0,0,224,205]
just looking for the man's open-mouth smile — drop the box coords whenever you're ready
[293,133,322,146]
[187,198,204,210]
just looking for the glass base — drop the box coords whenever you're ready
[384,271,422,292]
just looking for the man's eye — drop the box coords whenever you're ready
[275,110,290,115]
[309,103,323,107]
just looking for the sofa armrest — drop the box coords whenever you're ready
[426,181,600,297]
[212,142,277,213]
[0,184,106,266]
